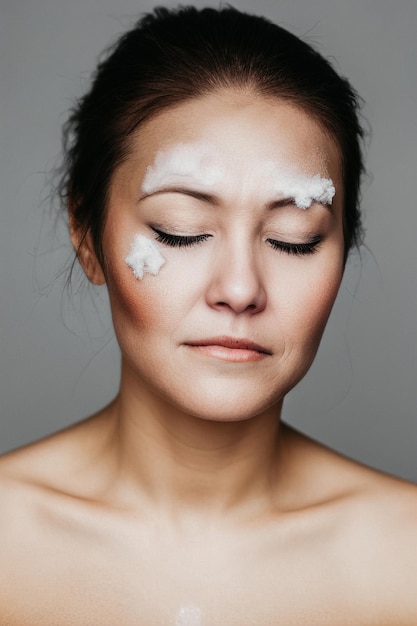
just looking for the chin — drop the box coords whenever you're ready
[163,380,289,423]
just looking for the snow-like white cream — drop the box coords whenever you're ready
[142,143,223,195]
[141,142,335,209]
[264,163,335,209]
[125,234,165,279]
[175,605,202,626]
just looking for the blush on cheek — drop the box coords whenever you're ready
[105,256,155,335]
[125,234,165,279]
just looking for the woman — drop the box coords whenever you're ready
[1,6,416,624]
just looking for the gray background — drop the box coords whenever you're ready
[1,0,416,482]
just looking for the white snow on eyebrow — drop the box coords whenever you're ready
[267,166,335,209]
[141,142,335,209]
[293,173,335,208]
[125,234,165,279]
[141,143,222,195]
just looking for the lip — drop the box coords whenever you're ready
[185,336,271,363]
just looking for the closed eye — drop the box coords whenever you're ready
[267,236,322,256]
[151,227,321,255]
[151,227,212,248]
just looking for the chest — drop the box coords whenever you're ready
[4,528,376,625]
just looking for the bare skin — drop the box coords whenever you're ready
[0,413,416,625]
[1,92,416,624]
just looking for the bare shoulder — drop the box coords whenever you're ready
[0,406,115,492]
[0,413,115,618]
[0,417,94,536]
[283,423,417,623]
[345,467,417,624]
[0,442,54,616]
[283,421,417,505]
[0,409,115,544]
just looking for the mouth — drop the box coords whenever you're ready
[184,336,271,363]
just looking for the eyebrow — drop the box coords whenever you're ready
[139,186,219,205]
[139,186,333,212]
[266,197,334,212]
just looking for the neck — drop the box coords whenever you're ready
[105,365,285,523]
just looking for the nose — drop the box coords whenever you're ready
[205,238,267,315]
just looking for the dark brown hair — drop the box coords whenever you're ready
[60,5,365,266]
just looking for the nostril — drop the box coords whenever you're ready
[207,266,267,315]
[214,300,262,313]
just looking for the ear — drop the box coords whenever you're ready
[69,209,106,286]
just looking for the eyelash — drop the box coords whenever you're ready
[266,236,322,256]
[152,227,212,248]
[152,227,321,256]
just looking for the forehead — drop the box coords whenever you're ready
[115,89,343,204]
[140,90,339,165]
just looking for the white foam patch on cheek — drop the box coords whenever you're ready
[175,605,202,626]
[125,234,165,279]
[141,143,223,194]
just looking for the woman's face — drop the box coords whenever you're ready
[100,90,345,421]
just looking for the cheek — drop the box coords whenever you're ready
[302,282,340,341]
[104,245,194,349]
[278,257,343,349]
[305,278,342,345]
[105,261,164,344]
[103,229,164,322]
